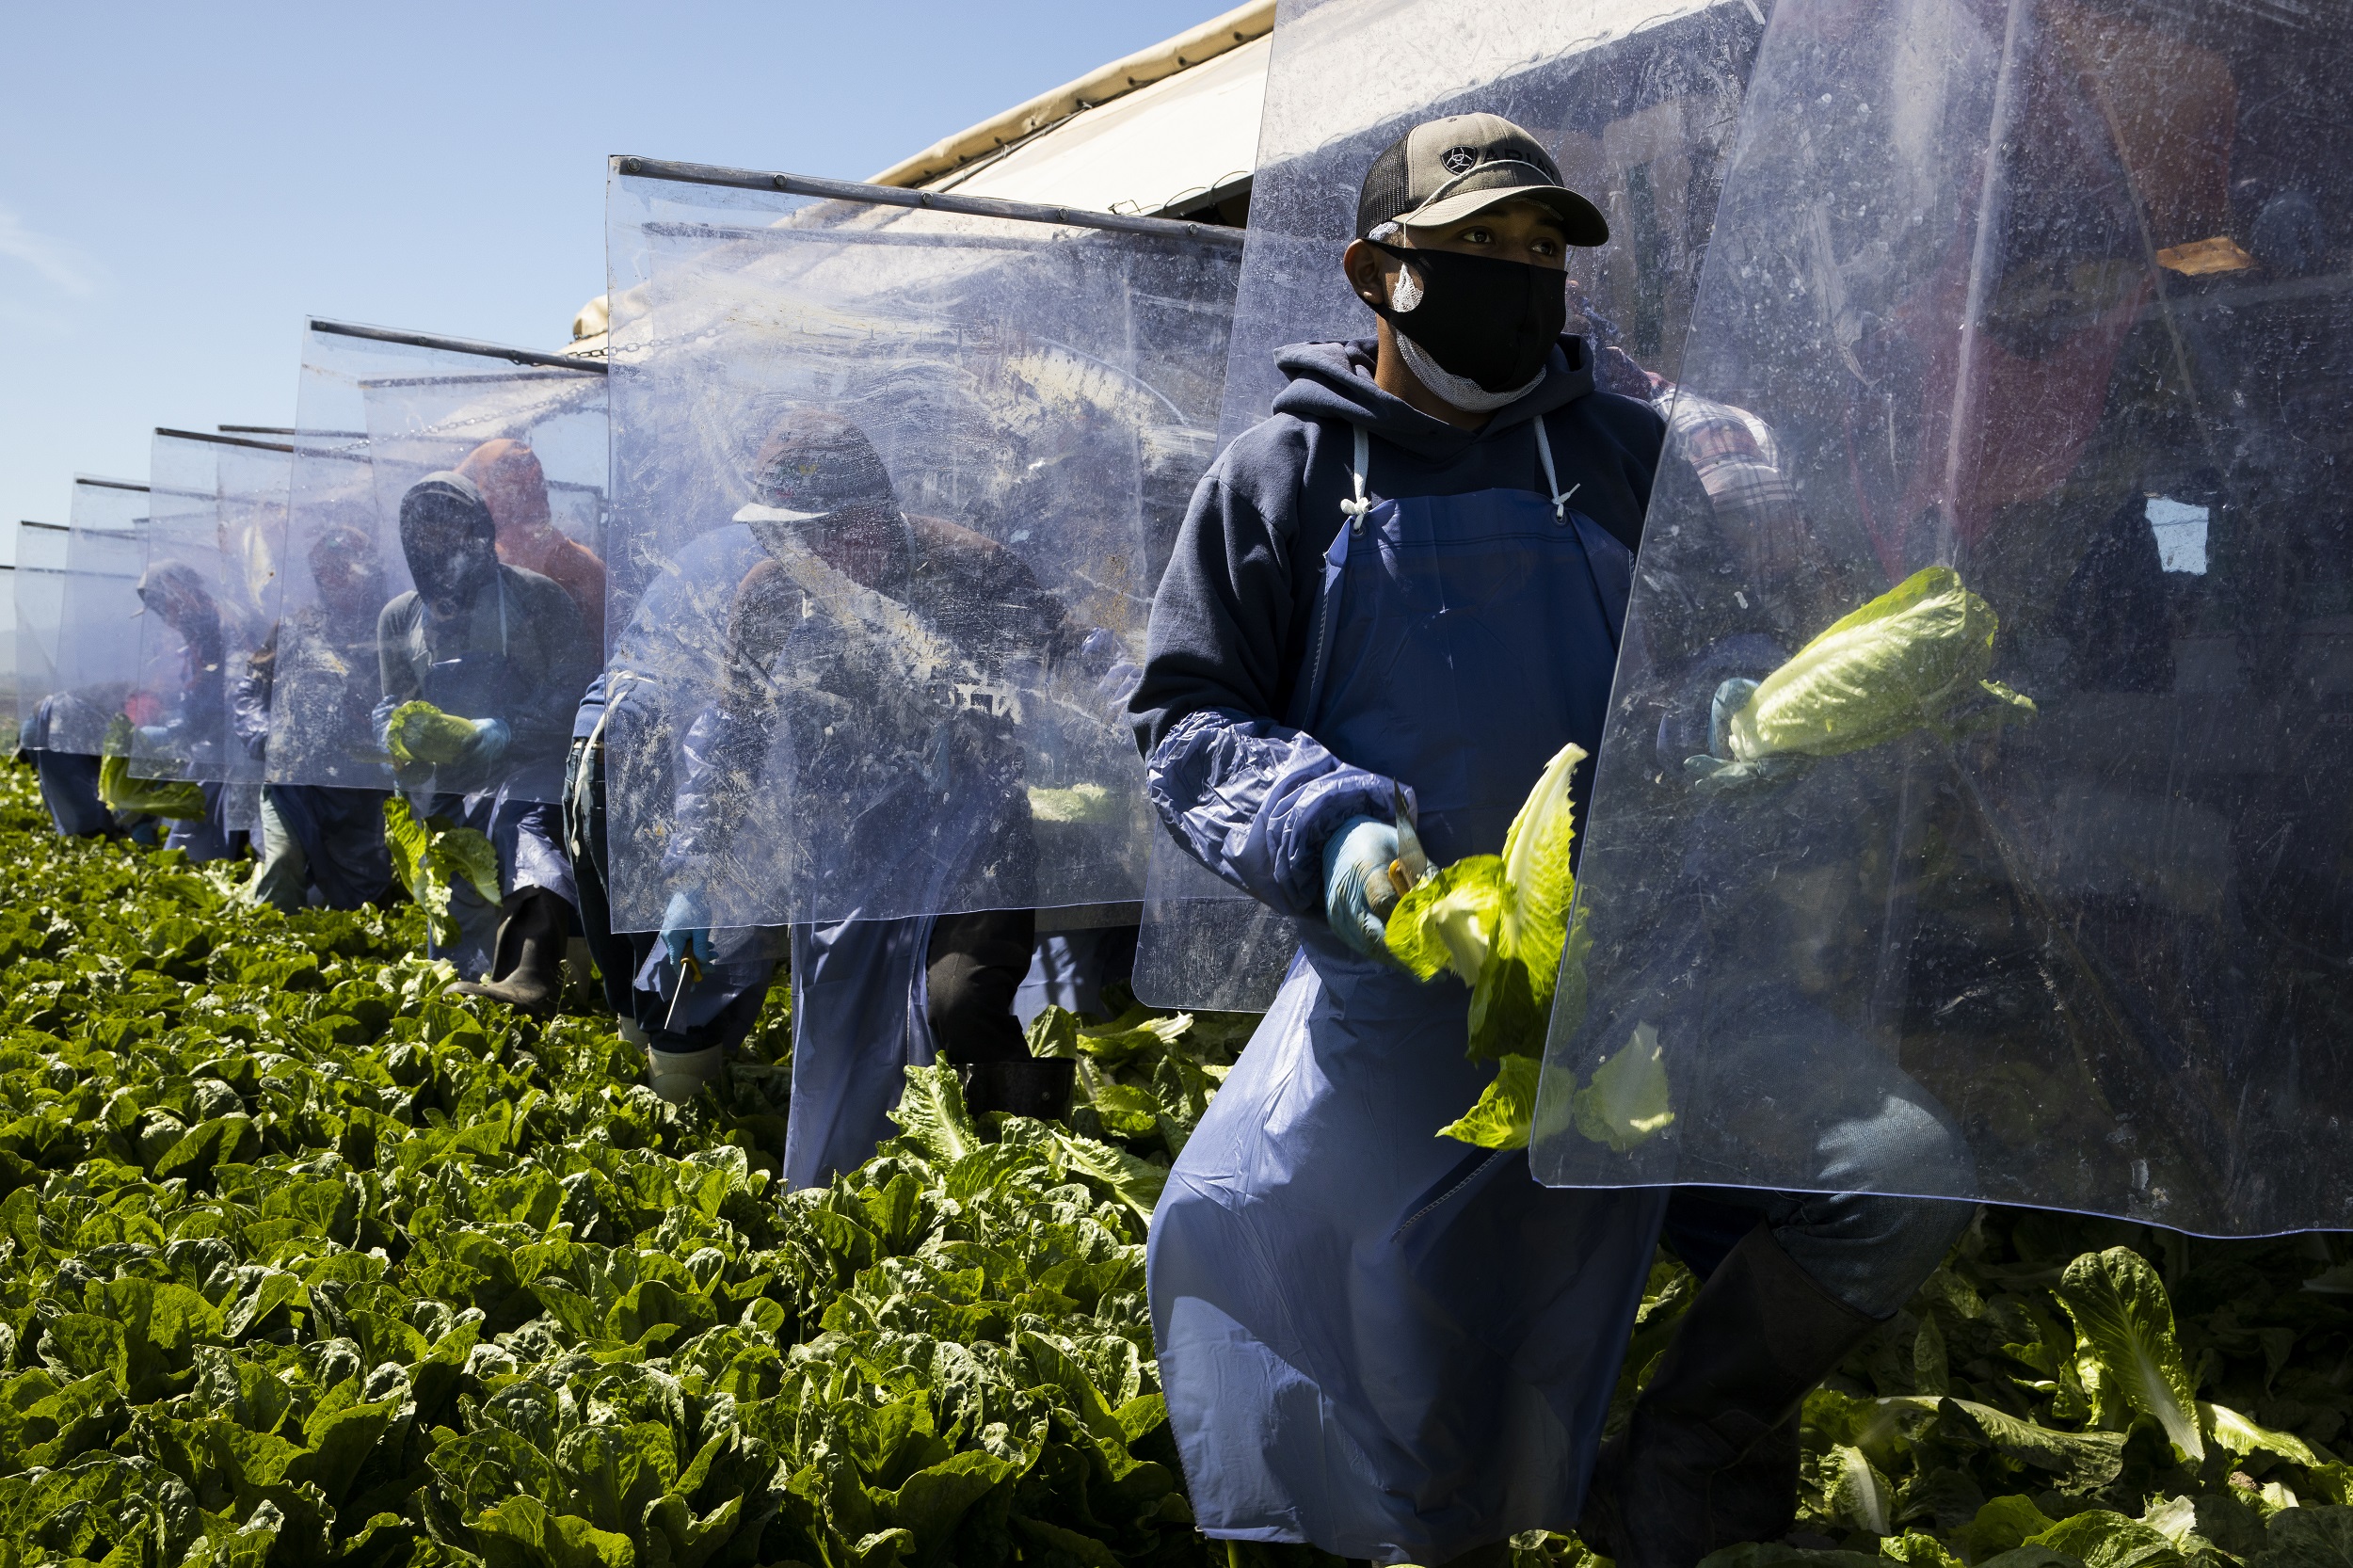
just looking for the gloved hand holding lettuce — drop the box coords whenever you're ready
[97,714,208,821]
[385,698,508,768]
[1385,567,2033,1152]
[1383,740,1625,1151]
[1688,565,2035,791]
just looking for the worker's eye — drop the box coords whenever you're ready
[1458,225,1496,246]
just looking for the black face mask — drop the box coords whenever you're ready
[1367,239,1568,392]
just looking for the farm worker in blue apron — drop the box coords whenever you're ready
[375,472,594,1003]
[1129,115,1972,1568]
[647,414,1080,1147]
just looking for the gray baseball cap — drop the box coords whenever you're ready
[1355,112,1609,245]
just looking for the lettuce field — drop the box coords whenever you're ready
[3,760,2353,1568]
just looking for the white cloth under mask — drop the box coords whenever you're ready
[1369,225,1545,414]
[734,502,824,525]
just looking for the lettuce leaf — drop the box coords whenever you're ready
[1436,1054,1542,1149]
[1469,740,1586,1060]
[2053,1245,2205,1462]
[1570,1020,1676,1152]
[1384,855,1504,984]
[383,796,503,950]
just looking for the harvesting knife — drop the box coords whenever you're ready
[1385,783,1431,906]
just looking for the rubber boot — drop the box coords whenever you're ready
[960,1057,1077,1122]
[1578,1222,1878,1568]
[648,1046,724,1105]
[446,888,568,1017]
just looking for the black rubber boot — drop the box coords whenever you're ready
[959,1057,1078,1122]
[1579,1222,1878,1568]
[446,888,568,1017]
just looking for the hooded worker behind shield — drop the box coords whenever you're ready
[128,557,248,863]
[1130,115,1975,1567]
[644,408,1094,1163]
[237,521,393,910]
[375,470,594,1000]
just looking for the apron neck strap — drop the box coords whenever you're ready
[1342,420,1582,530]
[1532,418,1580,523]
[1338,425,1374,535]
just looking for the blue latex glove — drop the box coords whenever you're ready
[1321,813,1400,961]
[661,889,714,968]
[459,717,512,769]
[1685,677,1810,794]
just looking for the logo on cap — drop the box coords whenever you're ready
[1441,146,1482,175]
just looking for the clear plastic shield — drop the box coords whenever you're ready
[14,521,72,744]
[1134,0,1769,1008]
[129,431,263,784]
[214,437,295,806]
[1532,0,2353,1234]
[602,166,1240,932]
[0,564,15,749]
[47,479,150,759]
[267,322,604,803]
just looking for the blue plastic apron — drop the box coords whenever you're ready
[1147,420,1669,1565]
[782,914,938,1190]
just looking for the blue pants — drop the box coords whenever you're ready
[164,781,243,865]
[1655,984,1980,1318]
[32,750,115,839]
[254,785,392,910]
[1664,1186,1975,1320]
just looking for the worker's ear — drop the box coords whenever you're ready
[1341,238,1392,311]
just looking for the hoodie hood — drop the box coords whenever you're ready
[1269,333,1597,461]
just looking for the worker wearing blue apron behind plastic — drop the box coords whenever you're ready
[648,413,1079,1177]
[374,472,593,1000]
[1128,116,1973,1568]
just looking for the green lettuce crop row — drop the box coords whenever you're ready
[4,759,2353,1568]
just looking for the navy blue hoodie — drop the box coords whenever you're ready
[1128,333,1665,918]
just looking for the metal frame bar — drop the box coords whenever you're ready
[614,155,1246,247]
[309,319,610,375]
[20,521,70,533]
[217,425,296,436]
[155,427,296,455]
[73,479,149,494]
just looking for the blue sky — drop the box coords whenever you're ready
[0,1,1223,553]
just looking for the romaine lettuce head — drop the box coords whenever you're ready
[1728,566,2000,760]
[97,754,208,820]
[386,699,479,766]
[95,715,208,819]
[1384,855,1504,984]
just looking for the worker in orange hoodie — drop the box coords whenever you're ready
[456,439,606,650]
